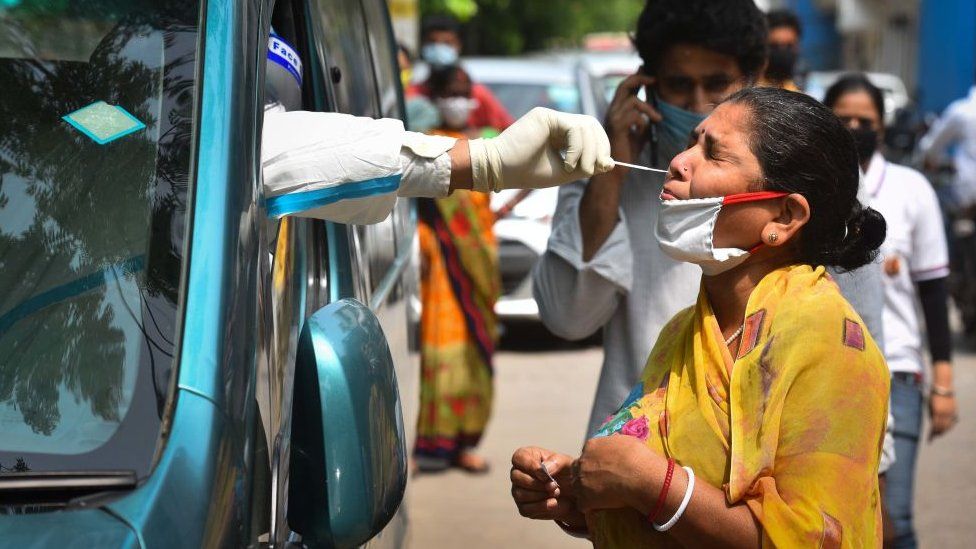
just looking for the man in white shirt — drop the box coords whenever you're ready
[920,85,976,207]
[532,0,769,434]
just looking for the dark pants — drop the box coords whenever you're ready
[885,373,923,549]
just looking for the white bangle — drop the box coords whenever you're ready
[653,466,695,532]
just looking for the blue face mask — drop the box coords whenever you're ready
[421,43,459,67]
[656,96,708,149]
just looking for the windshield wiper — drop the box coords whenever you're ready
[0,470,137,507]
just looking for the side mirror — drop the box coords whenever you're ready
[288,299,407,548]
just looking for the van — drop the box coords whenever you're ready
[0,0,417,546]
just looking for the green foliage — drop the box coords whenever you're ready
[420,0,646,55]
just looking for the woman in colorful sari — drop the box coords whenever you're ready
[509,87,890,546]
[414,65,501,473]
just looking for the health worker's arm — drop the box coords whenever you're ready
[261,108,612,225]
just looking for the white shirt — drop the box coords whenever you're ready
[532,147,701,436]
[865,153,949,374]
[919,86,976,207]
[261,107,454,224]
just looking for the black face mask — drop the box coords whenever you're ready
[851,126,879,163]
[766,45,797,81]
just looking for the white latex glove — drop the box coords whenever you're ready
[468,107,613,193]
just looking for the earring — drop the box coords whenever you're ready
[767,233,779,243]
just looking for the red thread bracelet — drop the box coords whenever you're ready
[648,458,675,524]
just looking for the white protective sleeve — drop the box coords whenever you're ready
[262,109,455,224]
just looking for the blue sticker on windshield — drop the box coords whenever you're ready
[62,101,145,145]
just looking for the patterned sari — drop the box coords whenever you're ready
[413,187,500,468]
[589,265,889,548]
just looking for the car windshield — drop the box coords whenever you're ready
[483,82,581,119]
[0,0,199,479]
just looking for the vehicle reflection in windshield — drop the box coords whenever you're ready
[0,3,197,477]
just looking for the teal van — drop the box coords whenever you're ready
[0,0,418,546]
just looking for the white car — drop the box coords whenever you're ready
[462,57,585,321]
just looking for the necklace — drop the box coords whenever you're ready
[724,324,744,346]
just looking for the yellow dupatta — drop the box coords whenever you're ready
[588,265,889,548]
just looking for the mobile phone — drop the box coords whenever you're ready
[646,85,659,166]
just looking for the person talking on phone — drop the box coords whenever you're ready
[533,0,768,436]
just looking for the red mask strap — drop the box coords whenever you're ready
[722,191,790,206]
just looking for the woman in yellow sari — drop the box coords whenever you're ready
[509,87,890,547]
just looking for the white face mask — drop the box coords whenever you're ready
[435,96,478,129]
[421,43,459,67]
[654,191,788,276]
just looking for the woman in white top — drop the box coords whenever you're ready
[825,73,959,549]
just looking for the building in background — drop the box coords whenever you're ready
[762,0,975,115]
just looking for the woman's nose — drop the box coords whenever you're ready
[668,150,693,180]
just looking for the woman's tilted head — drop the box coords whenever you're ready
[658,87,885,274]
[726,87,885,271]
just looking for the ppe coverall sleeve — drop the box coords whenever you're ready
[261,110,454,224]
[531,180,632,340]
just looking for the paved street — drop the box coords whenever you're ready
[407,331,976,548]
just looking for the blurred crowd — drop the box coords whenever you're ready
[401,2,973,546]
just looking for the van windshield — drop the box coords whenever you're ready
[0,0,200,479]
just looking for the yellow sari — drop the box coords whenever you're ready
[589,265,889,548]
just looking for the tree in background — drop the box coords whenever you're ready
[419,0,645,55]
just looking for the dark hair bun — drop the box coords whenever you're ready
[829,204,887,272]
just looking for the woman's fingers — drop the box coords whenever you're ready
[515,496,576,520]
[510,467,558,493]
[511,485,556,503]
[928,395,958,439]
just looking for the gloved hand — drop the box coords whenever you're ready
[468,107,613,193]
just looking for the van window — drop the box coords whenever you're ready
[0,0,199,477]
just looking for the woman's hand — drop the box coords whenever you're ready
[510,447,578,521]
[929,393,958,439]
[929,360,958,440]
[573,434,663,513]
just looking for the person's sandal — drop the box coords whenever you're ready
[453,451,490,474]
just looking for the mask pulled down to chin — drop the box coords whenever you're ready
[654,191,789,275]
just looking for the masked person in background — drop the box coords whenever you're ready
[760,9,803,91]
[407,14,514,132]
[533,0,768,438]
[826,74,958,549]
[413,66,501,473]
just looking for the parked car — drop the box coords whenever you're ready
[0,0,417,547]
[804,70,911,127]
[460,57,586,322]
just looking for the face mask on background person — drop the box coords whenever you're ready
[421,42,459,68]
[655,191,789,276]
[435,96,478,129]
[656,96,708,151]
[850,126,879,162]
[766,45,798,81]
